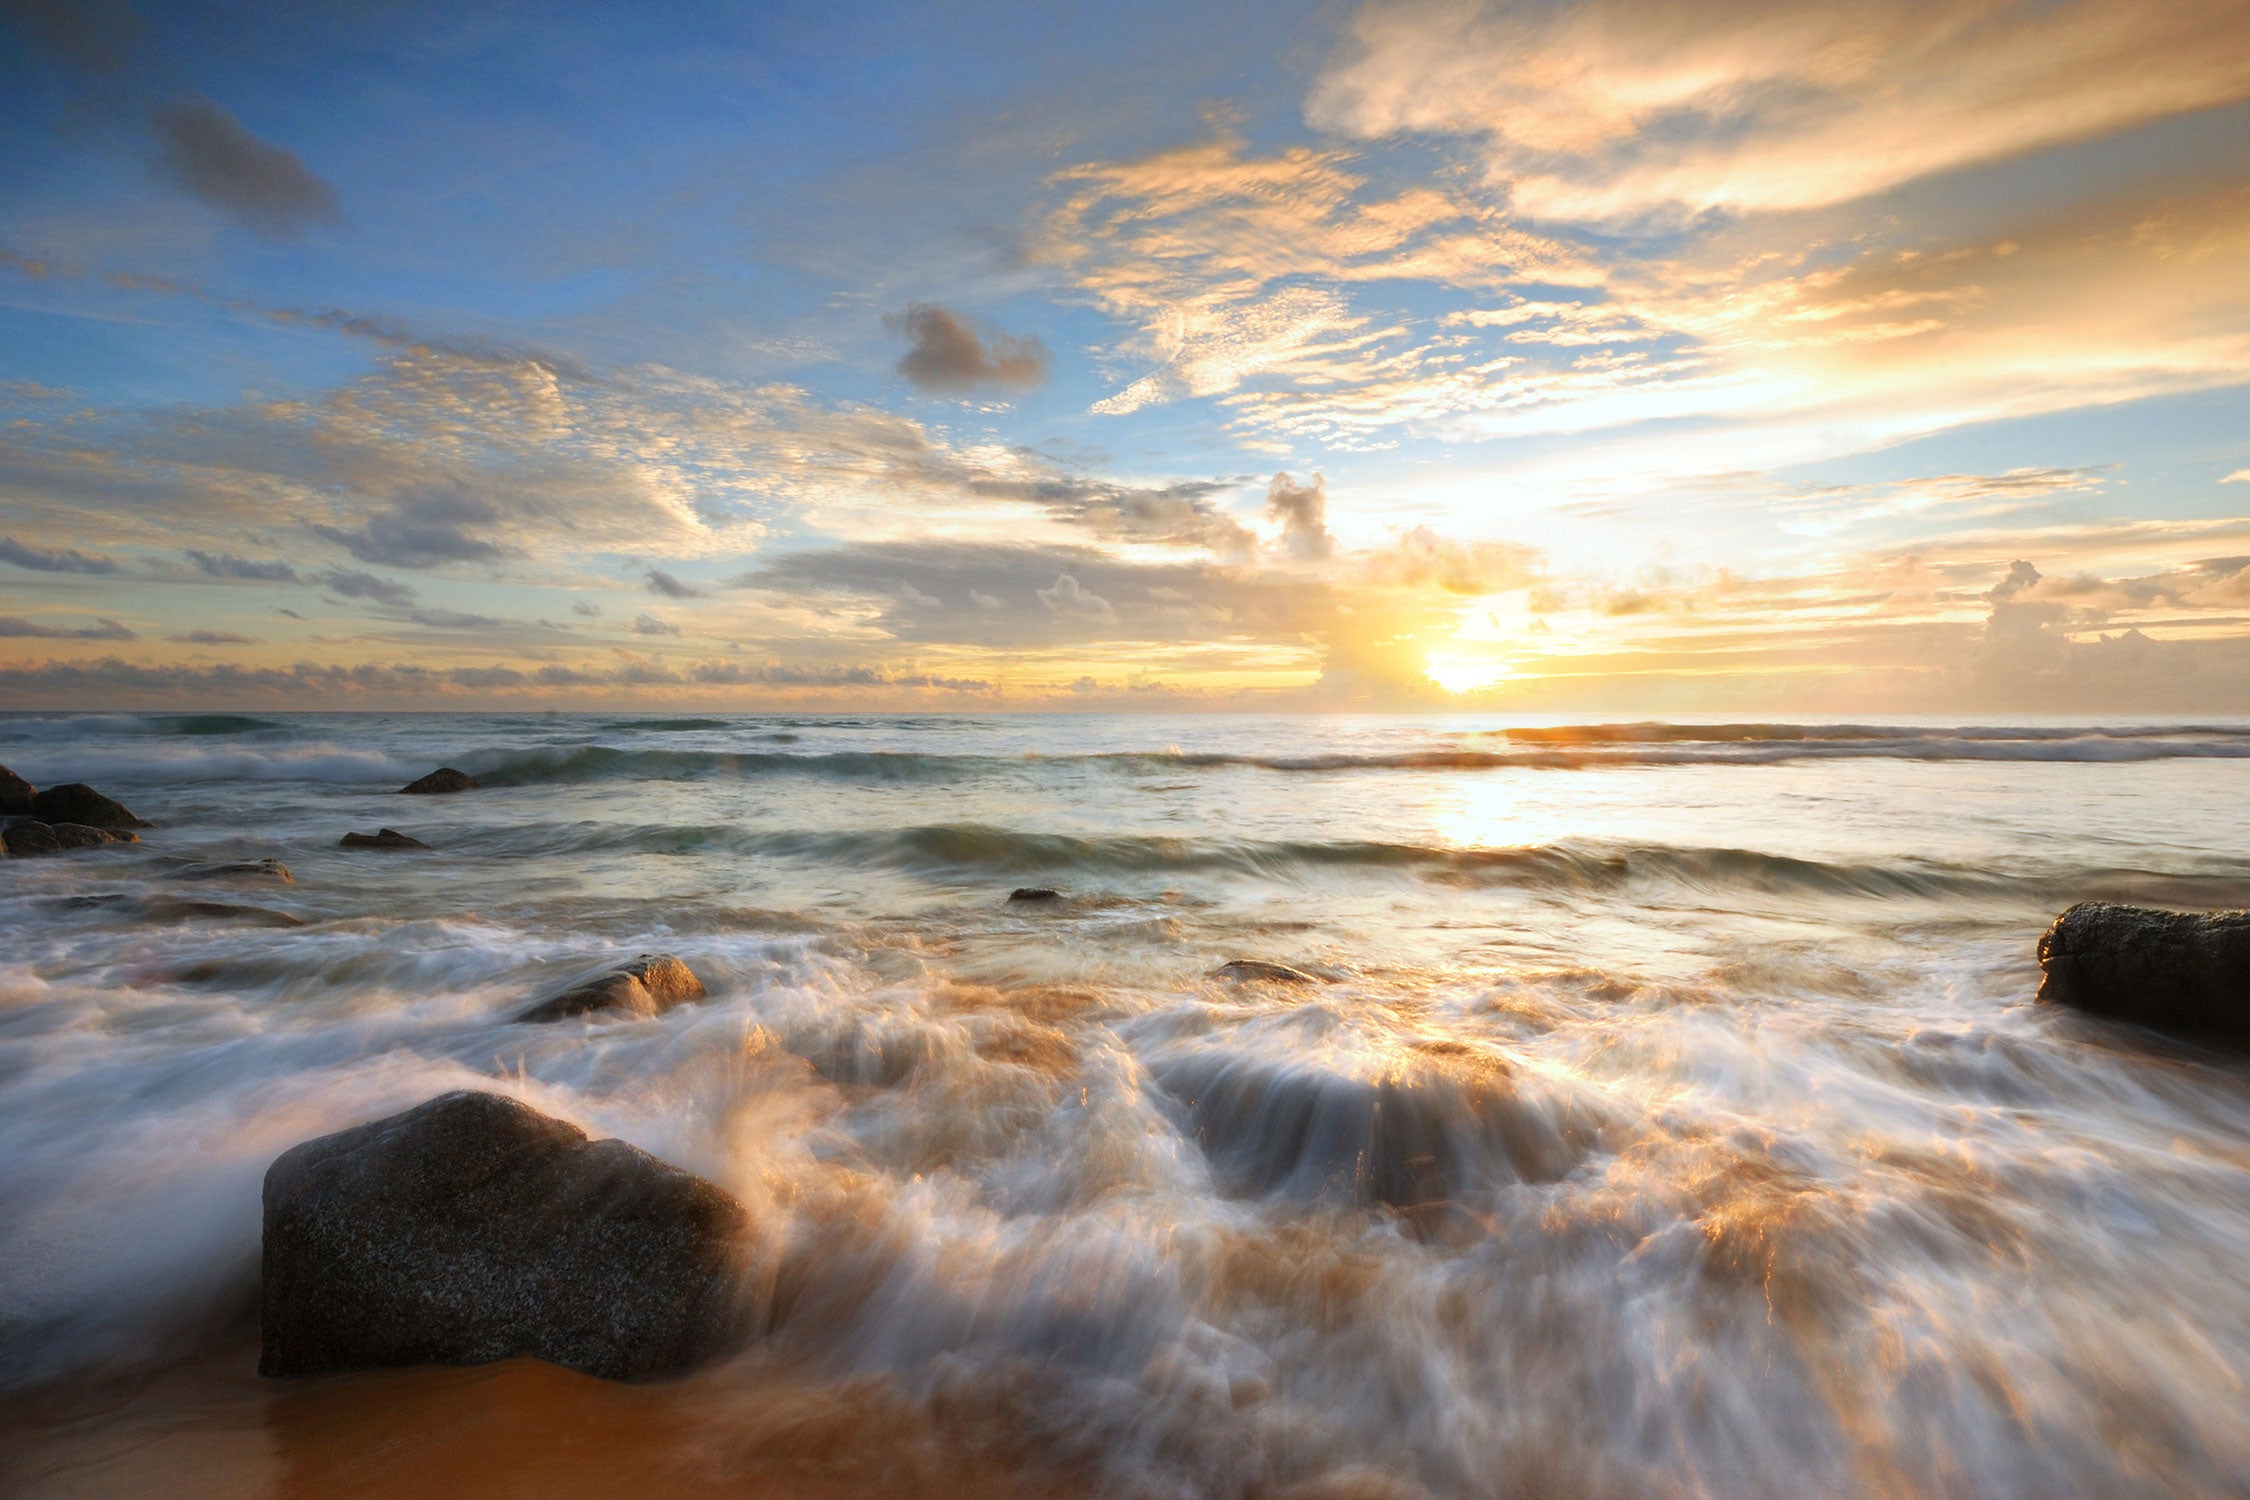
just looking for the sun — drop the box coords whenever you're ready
[1423,651,1511,695]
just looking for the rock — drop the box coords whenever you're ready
[519,954,707,1023]
[0,764,32,816]
[340,828,430,849]
[30,783,146,829]
[2,820,62,857]
[175,858,294,883]
[260,1090,755,1381]
[2037,902,2250,1047]
[1212,959,1322,985]
[1008,887,1062,903]
[401,767,480,795]
[48,822,128,849]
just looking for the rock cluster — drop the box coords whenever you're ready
[2038,901,2250,1048]
[260,1090,755,1381]
[400,767,480,795]
[0,765,147,858]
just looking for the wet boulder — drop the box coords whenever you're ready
[2,820,62,857]
[2037,902,2250,1047]
[401,767,480,795]
[1008,887,1062,903]
[260,1090,755,1381]
[0,764,31,816]
[49,822,134,849]
[30,783,146,829]
[340,828,430,849]
[519,953,707,1022]
[1212,959,1321,985]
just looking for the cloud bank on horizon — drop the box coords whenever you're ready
[2,0,2248,711]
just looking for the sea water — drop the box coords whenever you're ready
[3,711,2250,1498]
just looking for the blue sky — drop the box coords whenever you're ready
[3,0,2249,709]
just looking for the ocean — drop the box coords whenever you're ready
[4,711,2250,1498]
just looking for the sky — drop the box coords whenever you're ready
[2,0,2249,712]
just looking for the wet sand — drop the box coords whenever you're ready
[0,1345,1084,1500]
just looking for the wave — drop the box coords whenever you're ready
[464,819,2250,906]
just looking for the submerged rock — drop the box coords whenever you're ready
[340,828,430,849]
[174,858,294,883]
[0,764,31,816]
[260,1090,755,1381]
[1008,887,1062,903]
[1212,959,1322,985]
[401,767,480,795]
[1151,1036,1595,1214]
[2037,902,2250,1047]
[519,953,707,1022]
[30,783,146,829]
[48,822,130,849]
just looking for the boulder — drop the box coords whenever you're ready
[175,858,294,882]
[1212,959,1321,985]
[340,828,430,849]
[260,1090,755,1381]
[2,820,62,857]
[1008,887,1062,903]
[30,783,146,829]
[520,954,707,1023]
[49,822,131,849]
[0,764,31,816]
[2037,902,2250,1047]
[401,767,480,795]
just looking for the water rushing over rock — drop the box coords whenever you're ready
[4,710,2250,1498]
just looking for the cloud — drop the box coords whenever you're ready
[311,492,509,568]
[886,303,1050,394]
[571,600,602,616]
[185,550,300,582]
[1036,572,1116,620]
[317,568,418,606]
[0,535,120,573]
[0,615,135,639]
[151,98,342,239]
[1310,0,2250,223]
[1264,472,1334,561]
[645,567,706,598]
[166,629,256,644]
[2225,469,2250,484]
[631,611,682,635]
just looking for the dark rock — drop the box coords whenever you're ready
[401,767,480,795]
[260,1090,755,1381]
[48,822,126,849]
[1008,887,1062,903]
[1212,959,1322,985]
[175,858,294,883]
[340,828,430,850]
[2,820,61,857]
[519,954,707,1023]
[2037,902,2250,1047]
[0,764,31,816]
[30,783,147,829]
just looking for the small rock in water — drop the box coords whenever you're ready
[30,783,147,829]
[339,828,430,849]
[1008,887,1063,903]
[2038,901,2250,1047]
[1212,959,1322,984]
[2,820,63,857]
[260,1090,755,1381]
[519,953,708,1022]
[0,764,32,816]
[175,858,294,883]
[400,767,480,795]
